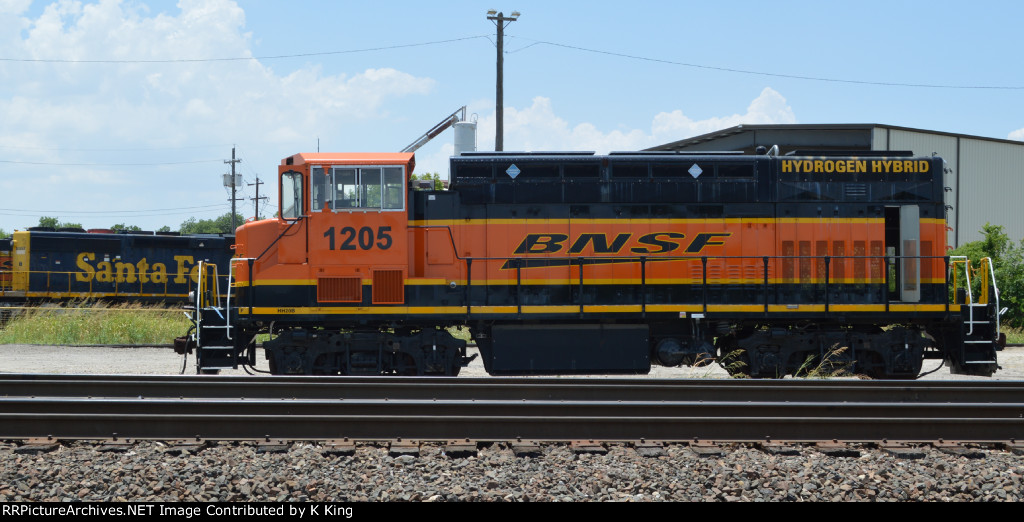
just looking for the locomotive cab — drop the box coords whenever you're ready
[223,153,469,376]
[234,153,413,306]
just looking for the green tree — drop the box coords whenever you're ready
[37,216,82,230]
[950,223,1024,328]
[411,172,444,190]
[179,212,245,235]
[0,228,8,239]
[110,223,143,233]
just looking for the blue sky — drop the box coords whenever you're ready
[0,0,1021,232]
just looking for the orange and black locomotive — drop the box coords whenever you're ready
[182,148,1004,378]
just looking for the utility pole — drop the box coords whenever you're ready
[487,10,520,151]
[248,176,267,221]
[224,147,242,231]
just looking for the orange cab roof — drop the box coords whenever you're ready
[281,152,415,169]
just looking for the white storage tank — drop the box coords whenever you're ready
[454,120,477,156]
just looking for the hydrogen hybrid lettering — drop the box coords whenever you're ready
[781,159,931,174]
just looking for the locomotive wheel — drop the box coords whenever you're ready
[420,344,461,376]
[393,353,419,376]
[309,353,337,375]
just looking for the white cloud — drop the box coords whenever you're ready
[3,0,434,149]
[0,1,799,232]
[416,87,797,178]
[0,0,436,231]
[0,0,30,15]
[475,87,796,153]
[1009,128,1024,141]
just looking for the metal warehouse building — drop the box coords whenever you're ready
[649,124,1024,248]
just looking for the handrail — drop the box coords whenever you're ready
[981,257,1002,340]
[224,257,256,342]
[0,267,231,297]
[193,261,204,349]
[949,256,974,334]
[456,254,952,316]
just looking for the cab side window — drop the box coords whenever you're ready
[280,171,304,219]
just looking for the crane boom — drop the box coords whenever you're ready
[401,106,467,153]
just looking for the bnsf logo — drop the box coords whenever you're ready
[513,232,731,255]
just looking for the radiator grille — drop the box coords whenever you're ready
[317,277,362,303]
[845,183,867,199]
[372,270,404,304]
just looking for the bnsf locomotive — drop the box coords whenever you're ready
[182,148,1005,379]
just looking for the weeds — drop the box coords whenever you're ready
[714,348,750,378]
[796,344,855,378]
[447,326,473,342]
[0,302,189,345]
[1004,327,1024,345]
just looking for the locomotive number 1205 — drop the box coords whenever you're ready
[323,226,393,251]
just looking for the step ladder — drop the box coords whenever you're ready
[190,260,238,373]
[950,256,1006,373]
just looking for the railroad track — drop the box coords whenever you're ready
[0,375,1022,443]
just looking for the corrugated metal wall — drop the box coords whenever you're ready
[959,138,1024,247]
[871,127,889,151]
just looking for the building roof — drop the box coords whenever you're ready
[648,123,1024,153]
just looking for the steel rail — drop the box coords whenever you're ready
[1,374,1023,403]
[0,406,1022,442]
[0,375,1023,442]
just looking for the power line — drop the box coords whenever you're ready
[0,35,489,64]
[509,36,1024,91]
[4,29,1011,90]
[0,143,233,152]
[0,208,228,219]
[233,145,264,181]
[0,159,222,166]
[505,41,542,54]
[0,204,228,214]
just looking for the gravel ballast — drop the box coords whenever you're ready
[1,441,1022,502]
[0,344,1022,502]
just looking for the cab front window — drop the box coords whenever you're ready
[320,166,405,211]
[311,166,332,212]
[383,167,404,209]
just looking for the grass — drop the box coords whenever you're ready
[1004,327,1024,345]
[0,303,190,345]
[711,348,749,378]
[796,345,855,379]
[447,326,473,342]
